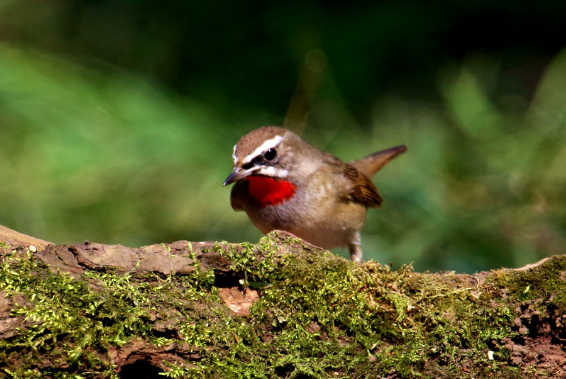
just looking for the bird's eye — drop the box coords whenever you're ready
[264,148,277,161]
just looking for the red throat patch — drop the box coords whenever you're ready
[246,176,297,207]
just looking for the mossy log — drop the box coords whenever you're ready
[0,225,565,378]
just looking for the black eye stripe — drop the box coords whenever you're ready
[241,148,277,170]
[246,156,263,168]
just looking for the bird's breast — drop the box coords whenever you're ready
[246,176,297,207]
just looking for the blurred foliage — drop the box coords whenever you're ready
[0,1,566,272]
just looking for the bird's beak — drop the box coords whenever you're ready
[223,167,254,186]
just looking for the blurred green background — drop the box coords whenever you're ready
[1,1,565,272]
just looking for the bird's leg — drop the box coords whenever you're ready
[348,232,363,262]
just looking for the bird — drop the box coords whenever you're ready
[223,126,406,262]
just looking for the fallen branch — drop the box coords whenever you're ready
[0,225,564,378]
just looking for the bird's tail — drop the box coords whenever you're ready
[348,145,407,178]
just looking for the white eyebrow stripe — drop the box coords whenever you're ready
[242,135,283,164]
[232,144,238,163]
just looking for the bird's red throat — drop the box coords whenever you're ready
[246,176,297,207]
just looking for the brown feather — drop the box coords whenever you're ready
[344,165,382,208]
[349,145,407,179]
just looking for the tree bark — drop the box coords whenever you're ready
[0,225,564,378]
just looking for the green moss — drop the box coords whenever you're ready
[1,235,564,378]
[190,233,528,378]
[491,256,566,304]
[0,247,221,378]
[0,251,148,377]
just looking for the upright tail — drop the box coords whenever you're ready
[348,145,407,179]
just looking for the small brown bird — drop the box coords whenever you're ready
[223,126,406,262]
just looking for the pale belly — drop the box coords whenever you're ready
[244,197,367,250]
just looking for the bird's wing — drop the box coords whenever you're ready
[344,164,382,208]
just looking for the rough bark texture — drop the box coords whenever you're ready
[0,225,565,378]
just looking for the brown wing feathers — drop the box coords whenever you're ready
[344,165,382,208]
